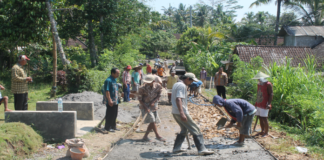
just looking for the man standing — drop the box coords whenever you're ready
[0,84,11,111]
[213,95,256,146]
[11,55,32,110]
[200,67,207,88]
[164,70,178,103]
[131,66,140,94]
[104,68,120,132]
[171,73,214,155]
[157,65,166,78]
[138,75,165,142]
[122,65,132,102]
[214,67,228,99]
[169,63,176,75]
[253,71,273,138]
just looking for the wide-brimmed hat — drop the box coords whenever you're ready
[252,71,270,79]
[132,65,141,70]
[126,65,132,70]
[184,73,199,82]
[143,75,155,83]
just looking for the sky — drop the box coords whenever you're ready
[144,0,292,22]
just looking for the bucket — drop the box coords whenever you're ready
[70,148,85,160]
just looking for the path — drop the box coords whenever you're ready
[104,102,276,159]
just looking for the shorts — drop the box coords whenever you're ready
[131,83,139,92]
[255,107,269,117]
[141,109,161,124]
[239,114,255,135]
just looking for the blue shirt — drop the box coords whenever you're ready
[104,75,119,105]
[132,71,140,84]
[224,99,256,123]
[190,81,203,88]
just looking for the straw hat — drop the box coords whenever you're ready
[132,65,141,70]
[252,71,270,79]
[143,75,155,83]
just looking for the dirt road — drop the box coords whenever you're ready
[104,101,276,160]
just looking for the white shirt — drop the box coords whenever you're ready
[171,82,189,115]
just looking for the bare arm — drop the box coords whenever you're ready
[176,97,187,121]
[267,83,273,105]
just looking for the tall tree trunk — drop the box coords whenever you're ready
[46,0,70,66]
[100,16,104,51]
[51,35,57,98]
[88,19,97,67]
[274,0,281,46]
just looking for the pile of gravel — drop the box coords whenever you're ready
[61,91,139,122]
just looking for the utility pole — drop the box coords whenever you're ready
[190,6,192,28]
[51,35,57,98]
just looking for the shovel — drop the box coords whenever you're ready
[216,117,228,130]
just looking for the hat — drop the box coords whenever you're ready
[132,65,141,70]
[143,75,155,83]
[184,73,199,82]
[171,70,176,73]
[252,71,270,79]
[18,55,30,61]
[126,65,132,70]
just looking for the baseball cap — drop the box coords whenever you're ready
[143,75,155,83]
[126,65,132,70]
[18,55,30,61]
[184,73,199,82]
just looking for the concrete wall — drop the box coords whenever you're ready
[5,111,77,141]
[284,35,296,46]
[296,36,324,47]
[36,101,94,120]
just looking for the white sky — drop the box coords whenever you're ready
[145,0,293,22]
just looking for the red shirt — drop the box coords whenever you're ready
[146,65,152,73]
[255,82,272,109]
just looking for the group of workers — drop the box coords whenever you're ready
[103,58,273,155]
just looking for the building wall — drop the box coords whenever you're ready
[296,36,324,47]
[284,35,295,46]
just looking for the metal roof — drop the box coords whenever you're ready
[278,26,324,37]
[234,45,315,67]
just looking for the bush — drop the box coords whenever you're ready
[65,60,88,93]
[87,70,109,93]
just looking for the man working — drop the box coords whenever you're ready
[189,80,203,97]
[164,70,178,104]
[138,75,165,142]
[214,67,228,99]
[171,73,214,155]
[104,68,120,132]
[11,55,32,110]
[253,71,273,138]
[200,67,207,88]
[213,95,256,146]
[122,65,132,102]
[0,84,11,112]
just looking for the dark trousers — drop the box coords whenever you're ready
[105,104,118,130]
[14,93,28,110]
[216,86,226,99]
[123,84,130,102]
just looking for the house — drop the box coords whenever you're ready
[278,26,324,47]
[254,36,284,46]
[233,45,316,67]
[66,38,87,50]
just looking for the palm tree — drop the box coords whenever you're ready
[162,4,175,24]
[242,12,255,24]
[195,4,210,27]
[250,0,289,45]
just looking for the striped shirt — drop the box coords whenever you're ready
[11,64,28,94]
[122,71,131,84]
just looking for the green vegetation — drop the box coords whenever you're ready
[0,123,43,160]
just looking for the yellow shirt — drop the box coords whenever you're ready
[167,75,178,89]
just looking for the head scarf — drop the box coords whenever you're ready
[213,95,225,106]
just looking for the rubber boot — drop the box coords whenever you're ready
[172,134,187,153]
[193,134,214,155]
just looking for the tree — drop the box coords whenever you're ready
[194,4,210,27]
[162,4,175,25]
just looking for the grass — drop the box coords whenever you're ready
[0,83,68,125]
[0,122,43,160]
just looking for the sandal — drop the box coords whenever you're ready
[142,138,152,142]
[254,132,264,136]
[156,137,166,142]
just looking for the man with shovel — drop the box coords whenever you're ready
[253,71,273,138]
[171,73,214,155]
[213,95,257,146]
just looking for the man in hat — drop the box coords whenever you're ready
[214,67,228,99]
[171,73,214,155]
[213,95,257,146]
[122,65,132,102]
[11,55,32,110]
[189,80,203,97]
[200,67,207,88]
[138,75,165,142]
[253,71,273,138]
[104,68,120,132]
[165,70,179,103]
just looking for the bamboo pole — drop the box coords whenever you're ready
[51,35,57,98]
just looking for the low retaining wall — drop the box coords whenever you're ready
[36,101,94,120]
[5,111,77,141]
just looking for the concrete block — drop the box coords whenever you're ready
[36,101,94,120]
[5,111,77,141]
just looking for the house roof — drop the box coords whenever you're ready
[67,38,87,49]
[278,26,324,37]
[233,45,315,67]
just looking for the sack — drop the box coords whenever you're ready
[65,138,90,158]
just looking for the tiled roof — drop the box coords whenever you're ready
[311,42,324,66]
[254,37,284,45]
[234,45,315,67]
[278,26,324,37]
[67,38,87,49]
